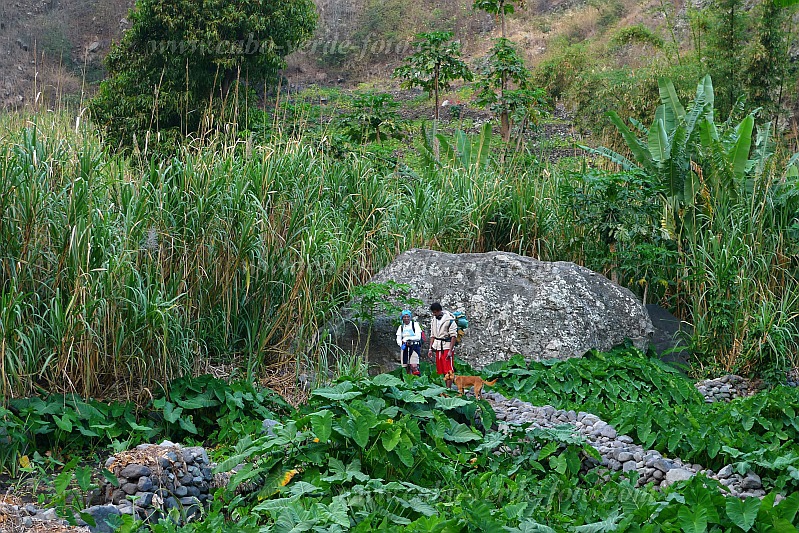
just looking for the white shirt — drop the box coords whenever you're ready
[396,320,422,346]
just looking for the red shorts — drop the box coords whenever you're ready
[434,348,454,375]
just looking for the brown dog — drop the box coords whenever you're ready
[452,374,497,399]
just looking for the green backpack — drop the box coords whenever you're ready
[451,310,469,344]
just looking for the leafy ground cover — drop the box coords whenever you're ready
[5,355,799,531]
[484,346,799,493]
[161,366,799,531]
[0,375,290,486]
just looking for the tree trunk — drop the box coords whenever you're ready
[608,242,618,284]
[501,111,510,142]
[500,1,506,38]
[221,70,237,100]
[434,65,440,120]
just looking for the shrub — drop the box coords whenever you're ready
[611,24,665,49]
[89,0,317,151]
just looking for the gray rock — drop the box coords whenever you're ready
[617,451,634,462]
[617,435,634,444]
[665,468,694,484]
[185,446,209,465]
[741,473,762,490]
[653,459,674,473]
[717,465,734,478]
[181,448,196,464]
[333,249,654,372]
[121,482,139,495]
[119,464,152,479]
[137,476,154,492]
[22,516,33,528]
[622,460,638,472]
[24,503,37,515]
[600,425,617,439]
[117,502,133,515]
[174,485,188,497]
[133,491,154,506]
[262,418,280,437]
[40,508,57,521]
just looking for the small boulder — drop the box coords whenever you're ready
[664,468,694,485]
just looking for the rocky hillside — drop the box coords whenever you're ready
[0,0,134,108]
[0,0,663,108]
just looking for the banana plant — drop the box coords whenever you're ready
[582,75,764,241]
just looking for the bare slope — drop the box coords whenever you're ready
[0,0,664,108]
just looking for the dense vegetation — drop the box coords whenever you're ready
[2,70,798,401]
[8,350,799,530]
[89,0,317,150]
[4,0,799,529]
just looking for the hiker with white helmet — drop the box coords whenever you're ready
[396,310,422,376]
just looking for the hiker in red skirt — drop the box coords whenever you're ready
[427,302,457,390]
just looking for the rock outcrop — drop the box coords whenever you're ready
[333,249,654,373]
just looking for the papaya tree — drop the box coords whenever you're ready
[393,31,473,121]
[90,0,317,150]
[337,92,404,144]
[473,0,525,38]
[475,38,546,143]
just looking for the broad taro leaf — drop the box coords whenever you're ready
[725,498,760,532]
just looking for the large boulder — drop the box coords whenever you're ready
[332,249,654,373]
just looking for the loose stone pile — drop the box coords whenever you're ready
[96,441,214,523]
[787,368,799,387]
[695,375,763,403]
[484,391,766,499]
[0,494,89,532]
